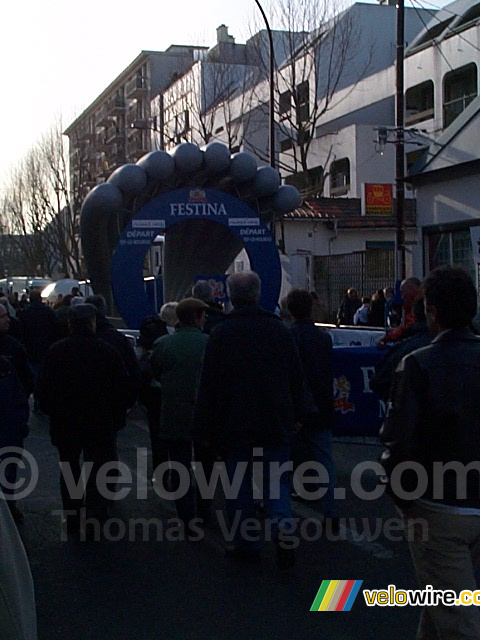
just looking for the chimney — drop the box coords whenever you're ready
[216,24,235,44]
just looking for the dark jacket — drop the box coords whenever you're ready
[370,322,433,402]
[95,315,140,410]
[0,356,29,448]
[0,335,34,397]
[193,304,305,450]
[380,327,480,507]
[367,297,386,328]
[18,301,59,364]
[37,332,131,447]
[203,303,225,335]
[337,296,361,325]
[290,319,334,430]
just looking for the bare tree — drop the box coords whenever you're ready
[38,119,85,278]
[247,0,373,195]
[163,55,261,152]
[1,151,54,276]
[0,119,85,278]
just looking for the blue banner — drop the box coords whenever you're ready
[332,346,385,437]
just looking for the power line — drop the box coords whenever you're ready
[406,0,462,19]
[408,0,480,55]
[408,0,454,71]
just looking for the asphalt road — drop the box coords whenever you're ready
[15,406,421,640]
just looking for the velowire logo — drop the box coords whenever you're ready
[310,580,363,612]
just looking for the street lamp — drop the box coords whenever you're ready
[254,0,275,169]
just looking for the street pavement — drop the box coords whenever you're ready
[15,406,422,640]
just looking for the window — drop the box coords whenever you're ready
[406,148,428,190]
[414,17,454,48]
[426,227,475,282]
[296,81,309,124]
[285,165,324,196]
[443,63,477,128]
[330,158,350,196]
[455,5,480,30]
[279,90,291,120]
[405,80,434,125]
[174,110,190,142]
[298,128,311,146]
[280,138,293,152]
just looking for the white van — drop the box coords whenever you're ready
[41,279,93,305]
[0,276,53,296]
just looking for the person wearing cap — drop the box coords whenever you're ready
[37,303,131,536]
[149,297,209,536]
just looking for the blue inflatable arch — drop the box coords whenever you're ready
[111,188,281,328]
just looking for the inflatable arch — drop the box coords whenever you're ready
[80,142,301,328]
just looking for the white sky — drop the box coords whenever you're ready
[0,0,452,187]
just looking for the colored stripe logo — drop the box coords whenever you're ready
[310,580,363,611]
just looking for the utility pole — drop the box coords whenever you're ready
[395,0,406,280]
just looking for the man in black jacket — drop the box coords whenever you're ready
[0,303,33,398]
[286,289,338,532]
[38,304,132,536]
[194,271,304,568]
[85,294,140,429]
[18,290,59,411]
[381,266,480,639]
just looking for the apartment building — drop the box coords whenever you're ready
[64,46,207,197]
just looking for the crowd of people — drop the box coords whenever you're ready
[336,285,401,328]
[2,266,480,638]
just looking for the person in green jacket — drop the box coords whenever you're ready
[149,298,209,537]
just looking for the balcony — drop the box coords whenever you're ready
[84,173,98,188]
[126,75,149,99]
[95,107,111,128]
[105,125,126,145]
[127,129,149,158]
[96,132,111,151]
[86,145,98,161]
[77,129,95,142]
[106,94,126,116]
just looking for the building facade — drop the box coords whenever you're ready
[404,0,480,288]
[64,46,207,197]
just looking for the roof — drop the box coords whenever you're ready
[407,0,478,53]
[283,197,416,228]
[408,95,480,183]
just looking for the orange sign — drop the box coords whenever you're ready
[364,183,393,216]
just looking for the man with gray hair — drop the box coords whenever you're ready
[194,271,304,569]
[191,279,224,334]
